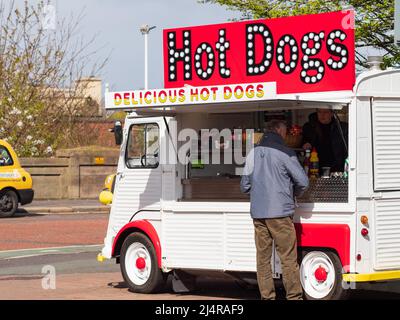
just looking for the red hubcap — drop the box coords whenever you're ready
[136,257,146,270]
[314,265,328,283]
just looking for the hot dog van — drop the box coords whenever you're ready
[98,10,400,299]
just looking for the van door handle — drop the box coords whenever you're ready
[372,193,383,200]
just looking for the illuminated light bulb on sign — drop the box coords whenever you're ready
[276,34,299,74]
[326,30,349,70]
[167,30,192,81]
[245,23,274,76]
[193,42,215,80]
[215,28,231,78]
[300,31,325,84]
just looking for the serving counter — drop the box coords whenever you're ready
[181,176,348,203]
[182,177,247,200]
[297,177,348,203]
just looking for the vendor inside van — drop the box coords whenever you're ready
[302,109,348,173]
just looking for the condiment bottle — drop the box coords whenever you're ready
[303,149,311,176]
[343,158,349,178]
[309,147,319,178]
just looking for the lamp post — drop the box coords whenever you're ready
[395,0,400,46]
[140,24,156,90]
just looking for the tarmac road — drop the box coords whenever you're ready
[0,211,108,251]
[0,249,400,300]
[0,211,260,300]
[0,250,261,300]
[1,211,400,300]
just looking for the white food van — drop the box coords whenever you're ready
[98,11,400,300]
[98,68,400,300]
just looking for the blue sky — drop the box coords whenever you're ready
[55,0,241,91]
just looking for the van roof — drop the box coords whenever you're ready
[355,68,400,98]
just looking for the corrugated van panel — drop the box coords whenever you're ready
[372,99,400,191]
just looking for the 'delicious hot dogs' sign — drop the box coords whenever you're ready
[163,10,355,94]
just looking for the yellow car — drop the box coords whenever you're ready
[0,139,34,217]
[99,174,115,205]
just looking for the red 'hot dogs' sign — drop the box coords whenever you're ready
[163,10,355,94]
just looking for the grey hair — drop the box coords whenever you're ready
[265,119,287,133]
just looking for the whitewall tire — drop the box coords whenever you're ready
[300,250,349,300]
[120,233,165,293]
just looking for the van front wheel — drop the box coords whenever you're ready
[120,233,165,293]
[0,190,18,218]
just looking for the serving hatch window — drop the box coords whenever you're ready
[180,107,350,203]
[126,123,159,169]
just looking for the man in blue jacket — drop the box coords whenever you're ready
[240,120,309,300]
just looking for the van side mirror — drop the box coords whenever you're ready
[110,121,123,145]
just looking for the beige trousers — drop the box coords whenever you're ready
[253,217,303,300]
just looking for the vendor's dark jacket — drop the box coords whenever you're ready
[302,112,348,172]
[240,132,309,219]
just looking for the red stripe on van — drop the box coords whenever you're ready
[112,220,161,267]
[295,223,351,272]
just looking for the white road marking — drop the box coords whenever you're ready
[0,245,103,260]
